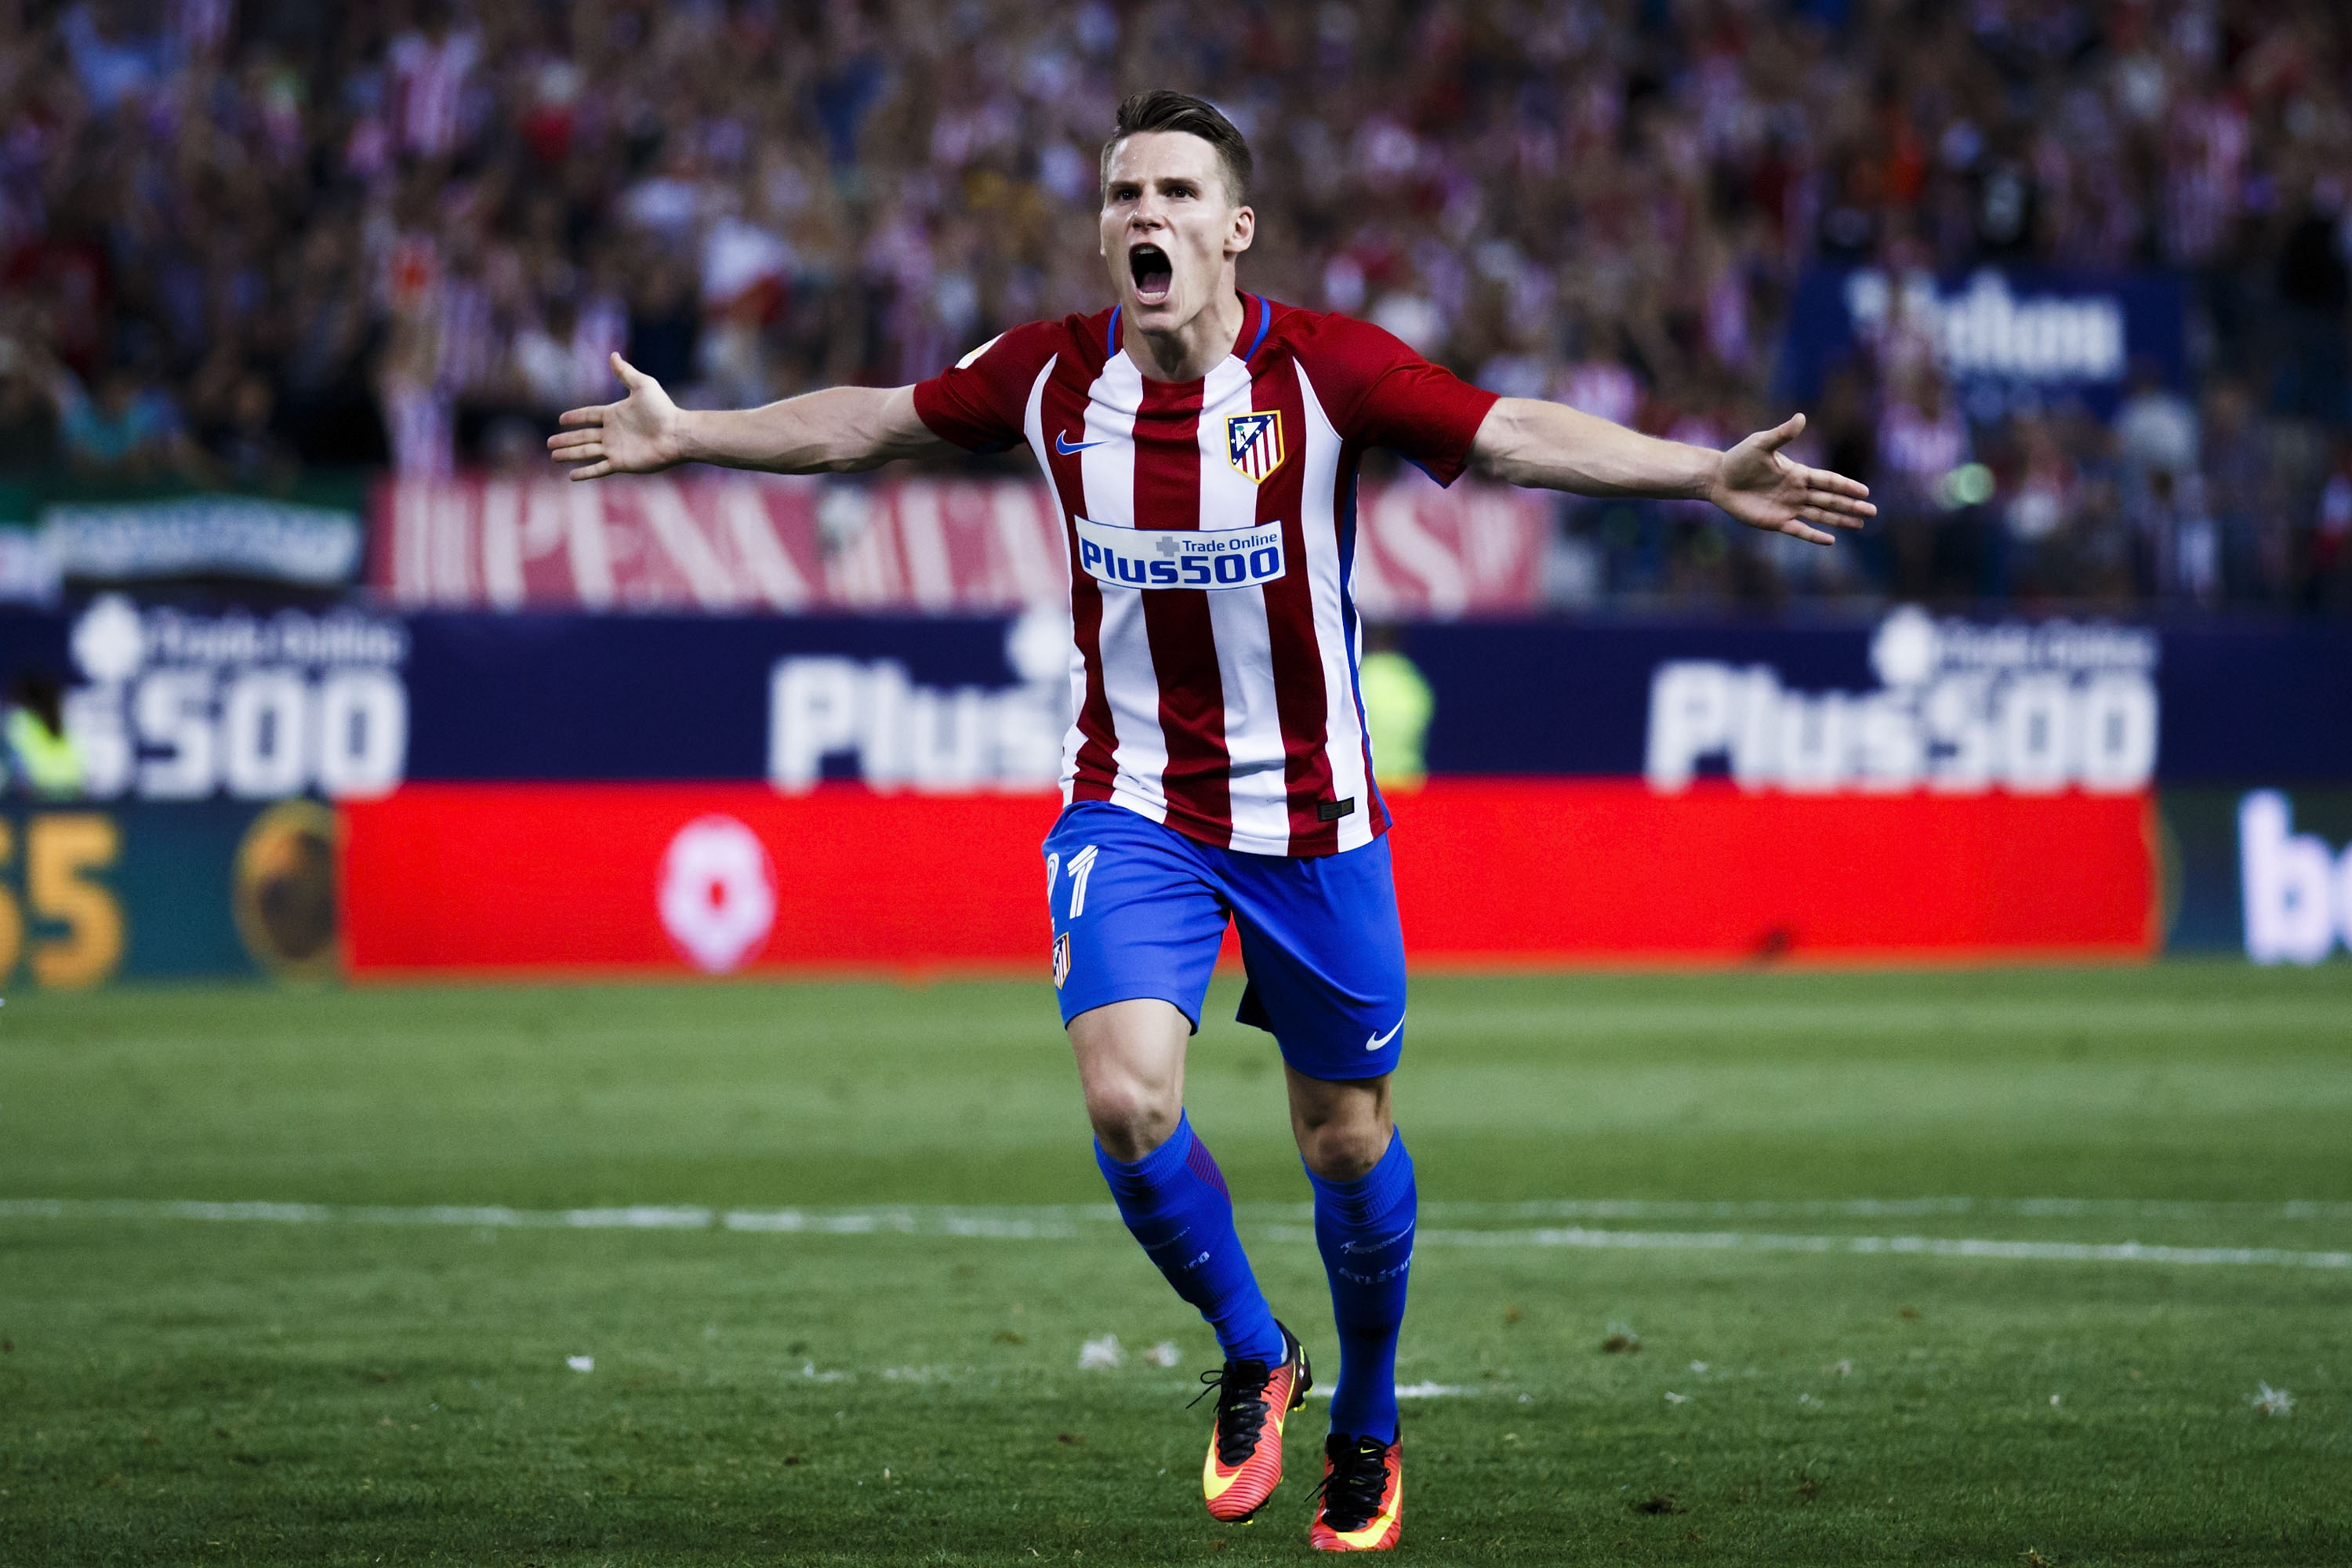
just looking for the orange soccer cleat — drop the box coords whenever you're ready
[1308,1432,1403,1552]
[1194,1322,1311,1522]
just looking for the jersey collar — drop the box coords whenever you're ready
[1107,293,1272,376]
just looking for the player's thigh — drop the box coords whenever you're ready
[1043,801,1230,1033]
[1221,833,1409,1081]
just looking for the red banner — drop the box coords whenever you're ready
[1388,779,2155,964]
[368,474,1546,617]
[340,781,2155,978]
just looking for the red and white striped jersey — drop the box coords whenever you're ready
[914,295,1497,857]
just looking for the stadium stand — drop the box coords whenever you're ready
[0,1,2346,609]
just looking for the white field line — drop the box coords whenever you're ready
[1258,1225,2351,1270]
[2,1197,2347,1269]
[0,1198,1094,1240]
[1416,1196,2352,1223]
[7,1195,2346,1227]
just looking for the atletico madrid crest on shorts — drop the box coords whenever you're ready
[1226,411,1285,483]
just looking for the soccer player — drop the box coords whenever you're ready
[550,89,1871,1552]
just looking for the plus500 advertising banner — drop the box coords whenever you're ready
[5,601,2346,975]
[17,600,2347,800]
[333,605,2345,976]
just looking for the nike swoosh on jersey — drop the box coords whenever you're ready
[1054,432,1105,454]
[1365,1019,1404,1051]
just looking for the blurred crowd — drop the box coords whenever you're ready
[0,0,2347,610]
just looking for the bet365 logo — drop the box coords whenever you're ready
[2239,792,2352,965]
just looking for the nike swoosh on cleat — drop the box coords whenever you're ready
[1331,1490,1401,1550]
[1202,1404,1288,1500]
[1054,432,1105,454]
[1364,1019,1404,1051]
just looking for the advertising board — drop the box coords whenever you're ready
[337,604,2339,971]
[1777,266,2187,420]
[0,799,332,987]
[1407,614,2352,783]
[368,474,1549,619]
[0,491,367,604]
[340,780,2155,978]
[2159,788,2352,963]
[2,599,2343,978]
[53,596,408,804]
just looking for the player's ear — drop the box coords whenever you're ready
[1228,204,1255,258]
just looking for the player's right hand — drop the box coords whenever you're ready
[547,353,684,481]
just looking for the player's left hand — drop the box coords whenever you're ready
[547,354,686,481]
[1709,414,1875,546]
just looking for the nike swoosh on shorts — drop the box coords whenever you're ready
[1365,1020,1403,1051]
[1055,432,1105,454]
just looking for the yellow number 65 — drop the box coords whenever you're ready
[0,815,125,989]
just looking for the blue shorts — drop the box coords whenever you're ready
[1042,800,1407,1082]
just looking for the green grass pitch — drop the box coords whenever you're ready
[2,964,2347,1565]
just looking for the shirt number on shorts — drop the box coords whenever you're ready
[1063,844,1099,920]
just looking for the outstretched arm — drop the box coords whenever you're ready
[1468,397,1875,546]
[546,354,954,481]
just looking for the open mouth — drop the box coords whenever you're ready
[1129,244,1173,307]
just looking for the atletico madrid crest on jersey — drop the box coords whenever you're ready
[1226,410,1286,483]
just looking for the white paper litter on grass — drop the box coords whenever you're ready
[565,1355,593,1373]
[1143,1341,1181,1367]
[2253,1383,2295,1417]
[1078,1334,1123,1370]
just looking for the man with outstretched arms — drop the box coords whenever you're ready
[552,89,1871,1552]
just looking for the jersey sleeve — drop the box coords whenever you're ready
[1305,314,1500,486]
[911,322,1061,452]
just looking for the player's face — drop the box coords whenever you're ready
[1099,132,1254,336]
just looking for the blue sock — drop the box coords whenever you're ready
[1307,1130,1416,1444]
[1095,1112,1285,1366]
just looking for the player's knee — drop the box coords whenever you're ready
[1295,1116,1388,1183]
[1083,1079,1181,1163]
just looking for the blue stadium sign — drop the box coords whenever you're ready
[1778,267,2188,420]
